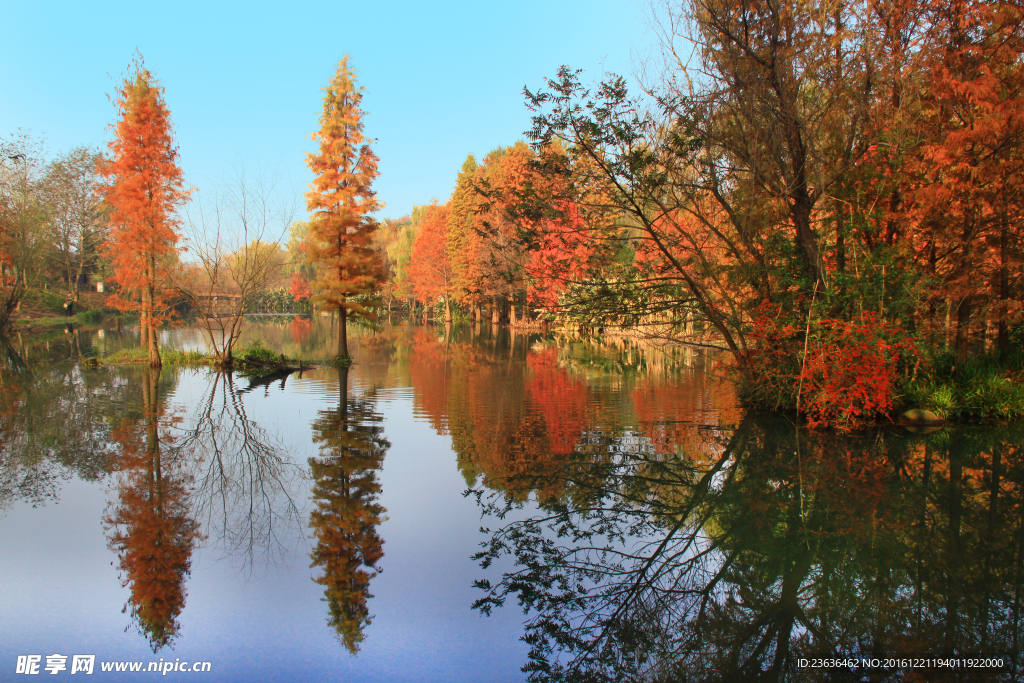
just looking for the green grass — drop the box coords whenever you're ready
[76,309,104,324]
[99,346,209,366]
[238,340,279,364]
[20,309,109,329]
[903,351,1024,421]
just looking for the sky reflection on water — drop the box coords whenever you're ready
[4,321,1020,682]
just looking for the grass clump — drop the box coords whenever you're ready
[904,350,1024,421]
[77,309,104,324]
[238,340,279,364]
[162,348,209,365]
[100,346,209,366]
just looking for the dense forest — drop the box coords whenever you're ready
[3,0,1024,425]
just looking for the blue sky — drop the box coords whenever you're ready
[2,0,651,221]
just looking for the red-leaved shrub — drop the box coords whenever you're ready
[742,305,922,429]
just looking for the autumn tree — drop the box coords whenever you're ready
[0,134,51,328]
[284,220,316,305]
[99,56,187,367]
[894,0,1024,355]
[306,57,385,358]
[524,201,596,311]
[407,202,456,320]
[387,206,430,309]
[371,215,414,312]
[447,155,487,319]
[482,144,537,323]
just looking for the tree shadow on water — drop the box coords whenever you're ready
[471,415,1024,683]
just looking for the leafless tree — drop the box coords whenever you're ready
[179,167,295,364]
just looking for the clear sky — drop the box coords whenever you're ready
[2,0,652,222]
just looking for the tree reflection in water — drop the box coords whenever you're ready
[179,370,304,575]
[309,365,389,653]
[104,368,201,651]
[0,335,119,510]
[471,416,1024,682]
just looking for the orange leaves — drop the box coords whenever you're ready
[526,201,595,310]
[306,58,379,223]
[743,304,923,429]
[288,272,311,302]
[98,56,186,358]
[797,315,923,428]
[407,202,453,305]
[305,58,384,343]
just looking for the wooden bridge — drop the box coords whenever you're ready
[190,291,243,318]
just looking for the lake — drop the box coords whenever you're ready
[1,318,1021,682]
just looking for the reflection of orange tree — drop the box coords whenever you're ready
[407,334,593,503]
[631,371,743,456]
[309,366,389,654]
[104,368,200,651]
[406,326,452,434]
[524,347,588,456]
[288,315,313,348]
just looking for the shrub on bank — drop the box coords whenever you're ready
[742,306,1024,426]
[741,305,923,428]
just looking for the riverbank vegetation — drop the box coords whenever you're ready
[371,0,1024,426]
[3,0,1023,425]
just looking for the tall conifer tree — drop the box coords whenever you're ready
[447,155,483,318]
[99,56,186,367]
[306,57,384,358]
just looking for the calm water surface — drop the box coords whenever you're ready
[1,320,1022,682]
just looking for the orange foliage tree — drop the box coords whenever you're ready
[306,57,385,358]
[894,0,1024,355]
[288,271,311,302]
[407,202,455,320]
[98,56,186,367]
[446,155,488,319]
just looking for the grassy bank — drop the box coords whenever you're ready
[98,346,210,366]
[95,340,330,373]
[903,350,1024,422]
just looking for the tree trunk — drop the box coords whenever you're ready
[338,306,349,358]
[150,322,161,368]
[146,286,161,368]
[955,297,972,360]
[998,214,1010,355]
